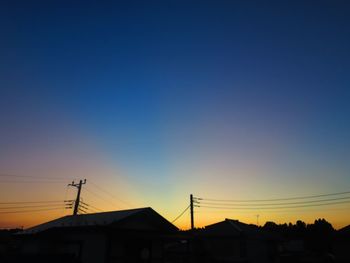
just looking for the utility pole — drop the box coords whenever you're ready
[68,179,86,216]
[190,194,194,230]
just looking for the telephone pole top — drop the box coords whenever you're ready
[190,194,194,230]
[68,179,86,216]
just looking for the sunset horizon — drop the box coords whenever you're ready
[1,1,350,234]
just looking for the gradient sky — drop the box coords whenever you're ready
[1,0,350,229]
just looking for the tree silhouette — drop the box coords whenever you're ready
[262,218,335,253]
[307,218,335,253]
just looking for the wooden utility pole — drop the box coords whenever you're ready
[190,194,194,230]
[68,179,86,216]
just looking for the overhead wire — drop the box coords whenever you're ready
[83,187,121,209]
[0,207,66,214]
[80,200,104,213]
[198,196,350,207]
[193,190,350,215]
[171,205,190,223]
[0,180,68,184]
[78,206,88,213]
[0,200,71,205]
[79,203,96,213]
[87,180,133,208]
[197,190,350,203]
[0,204,67,210]
[0,174,68,180]
[61,185,70,216]
[198,200,350,210]
[0,174,70,184]
[0,176,132,216]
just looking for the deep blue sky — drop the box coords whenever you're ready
[1,1,350,227]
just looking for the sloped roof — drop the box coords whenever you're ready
[202,219,259,237]
[338,225,350,235]
[200,218,280,240]
[21,207,177,234]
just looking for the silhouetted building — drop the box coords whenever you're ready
[192,219,279,263]
[13,207,178,263]
[334,225,350,263]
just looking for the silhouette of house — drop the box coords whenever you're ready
[14,207,178,263]
[193,219,279,263]
[334,225,350,263]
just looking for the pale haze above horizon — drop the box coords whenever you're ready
[1,0,350,230]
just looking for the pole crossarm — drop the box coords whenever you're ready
[68,179,86,216]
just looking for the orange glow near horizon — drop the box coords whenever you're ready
[2,0,350,235]
[0,125,349,231]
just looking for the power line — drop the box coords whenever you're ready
[83,187,121,209]
[198,200,350,210]
[172,205,190,223]
[0,174,68,180]
[86,204,104,213]
[0,180,67,184]
[80,200,104,212]
[197,190,350,203]
[0,200,70,205]
[198,196,350,207]
[87,180,132,208]
[0,174,69,184]
[78,202,92,212]
[82,206,101,213]
[78,211,87,215]
[0,207,65,214]
[78,206,88,213]
[0,204,67,210]
[61,185,70,216]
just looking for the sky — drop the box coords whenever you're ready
[1,0,350,229]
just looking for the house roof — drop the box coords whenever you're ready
[202,218,260,237]
[200,218,279,240]
[338,225,350,235]
[21,207,177,234]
